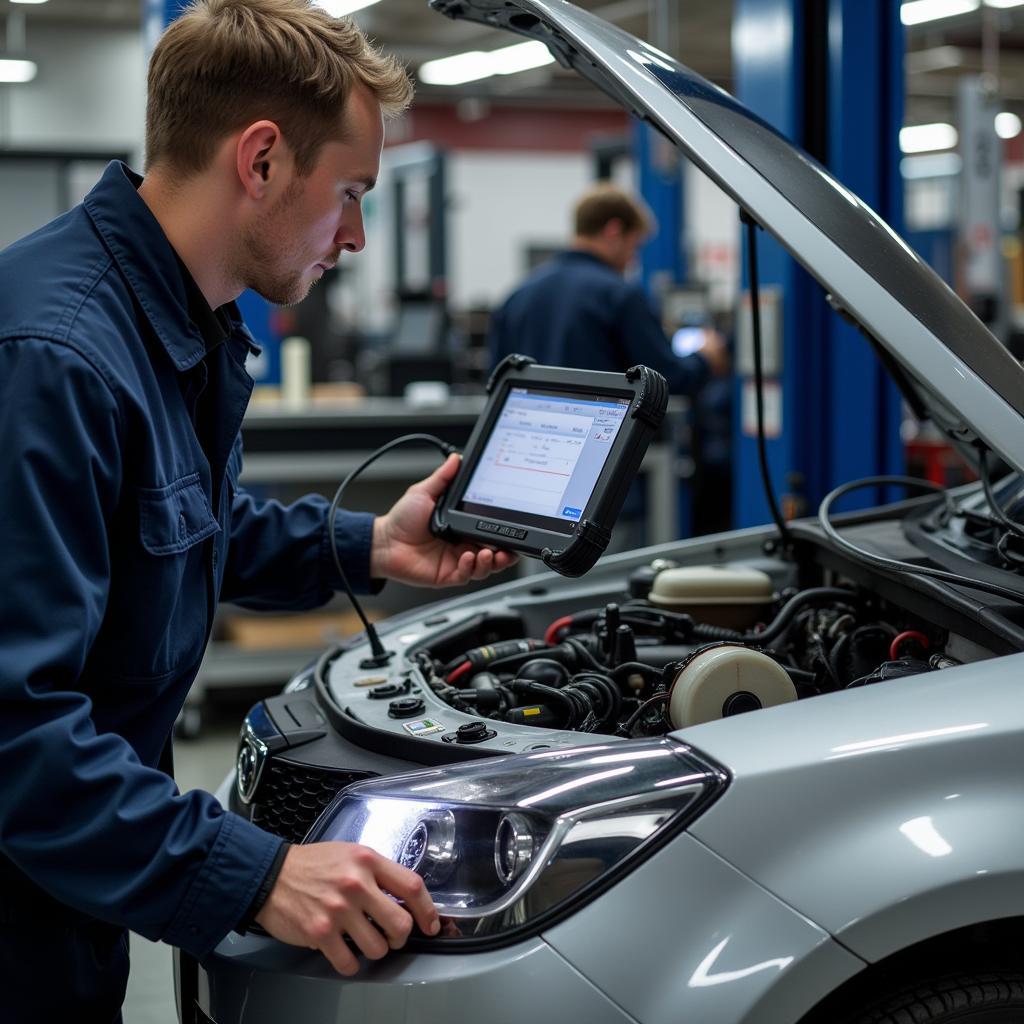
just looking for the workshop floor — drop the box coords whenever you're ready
[123,709,240,1024]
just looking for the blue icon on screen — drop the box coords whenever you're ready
[561,506,582,519]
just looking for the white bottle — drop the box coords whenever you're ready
[281,335,312,410]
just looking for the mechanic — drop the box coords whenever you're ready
[0,2,515,1020]
[488,181,728,388]
[489,183,729,544]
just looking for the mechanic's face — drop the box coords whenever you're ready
[242,87,384,306]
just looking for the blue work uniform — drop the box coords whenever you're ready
[488,249,710,395]
[0,162,377,1020]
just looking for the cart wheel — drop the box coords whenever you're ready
[845,973,1024,1023]
[174,705,203,740]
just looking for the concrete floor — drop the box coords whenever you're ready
[123,709,242,1024]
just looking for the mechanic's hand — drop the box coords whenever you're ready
[255,842,440,976]
[371,453,517,586]
[699,329,730,377]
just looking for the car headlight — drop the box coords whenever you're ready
[305,738,727,940]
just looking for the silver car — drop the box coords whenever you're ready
[185,1,1024,1022]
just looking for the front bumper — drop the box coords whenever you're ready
[193,834,865,1024]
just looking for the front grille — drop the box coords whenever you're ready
[250,760,374,843]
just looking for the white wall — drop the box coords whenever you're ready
[685,162,740,312]
[346,148,594,335]
[447,151,593,310]
[1,24,145,161]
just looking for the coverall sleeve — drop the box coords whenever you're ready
[0,339,281,959]
[613,284,711,397]
[219,482,378,610]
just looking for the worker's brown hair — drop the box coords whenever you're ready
[146,0,413,177]
[574,182,654,238]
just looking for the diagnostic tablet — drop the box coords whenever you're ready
[431,355,668,577]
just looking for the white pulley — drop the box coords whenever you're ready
[668,645,797,728]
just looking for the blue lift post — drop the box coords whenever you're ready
[732,0,904,528]
[143,0,282,386]
[633,118,691,536]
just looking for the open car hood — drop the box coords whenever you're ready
[431,0,1024,475]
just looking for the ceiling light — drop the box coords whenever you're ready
[419,40,554,87]
[984,0,1024,8]
[313,0,382,15]
[996,111,1022,138]
[0,59,37,83]
[900,122,959,153]
[901,0,980,25]
[8,0,50,5]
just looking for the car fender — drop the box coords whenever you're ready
[684,654,1024,964]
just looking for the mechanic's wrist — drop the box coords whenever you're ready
[370,515,390,580]
[237,841,291,934]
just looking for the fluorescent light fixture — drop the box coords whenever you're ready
[313,0,382,15]
[0,59,37,83]
[419,40,554,87]
[996,111,1022,139]
[900,122,958,153]
[901,0,980,25]
[901,152,963,178]
[9,0,50,5]
[984,0,1024,8]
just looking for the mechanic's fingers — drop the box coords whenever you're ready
[470,547,496,580]
[494,549,518,571]
[342,913,392,961]
[374,857,441,937]
[452,547,476,584]
[360,888,416,949]
[319,933,361,977]
[414,452,461,500]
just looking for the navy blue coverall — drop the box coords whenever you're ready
[0,162,378,1019]
[488,249,710,395]
[489,249,711,541]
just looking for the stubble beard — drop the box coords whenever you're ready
[237,178,315,307]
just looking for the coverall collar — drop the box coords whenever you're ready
[83,161,229,372]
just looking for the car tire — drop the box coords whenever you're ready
[846,973,1024,1023]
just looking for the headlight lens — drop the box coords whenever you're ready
[305,738,726,939]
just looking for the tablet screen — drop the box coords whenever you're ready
[456,386,630,534]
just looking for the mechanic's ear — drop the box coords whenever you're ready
[236,120,285,200]
[601,217,626,241]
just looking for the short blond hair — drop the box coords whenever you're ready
[146,0,413,177]
[574,182,653,238]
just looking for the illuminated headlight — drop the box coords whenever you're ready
[306,738,727,939]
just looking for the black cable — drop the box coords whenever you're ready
[615,692,671,737]
[979,448,1024,543]
[736,586,854,644]
[328,433,458,667]
[741,210,791,546]
[818,475,1024,605]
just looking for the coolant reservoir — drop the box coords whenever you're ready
[648,565,773,629]
[668,645,797,728]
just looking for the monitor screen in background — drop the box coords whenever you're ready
[672,326,707,358]
[391,301,445,355]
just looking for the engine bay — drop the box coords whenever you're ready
[230,501,1024,845]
